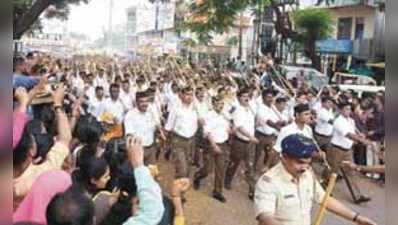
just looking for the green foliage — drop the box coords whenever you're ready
[226,36,239,46]
[183,0,252,44]
[181,38,198,48]
[293,7,333,41]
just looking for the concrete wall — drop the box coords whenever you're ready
[329,6,375,40]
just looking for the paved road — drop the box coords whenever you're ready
[157,157,385,225]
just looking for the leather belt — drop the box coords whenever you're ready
[332,144,351,152]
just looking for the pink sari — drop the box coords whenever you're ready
[13,170,72,225]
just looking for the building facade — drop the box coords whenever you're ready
[317,0,385,63]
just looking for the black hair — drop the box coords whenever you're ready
[237,87,250,97]
[13,126,34,167]
[114,76,122,83]
[73,155,109,195]
[262,88,275,98]
[98,194,132,225]
[338,101,351,109]
[46,186,94,225]
[13,55,25,72]
[25,119,54,162]
[181,86,193,94]
[294,103,310,115]
[73,115,104,147]
[275,97,287,103]
[122,79,130,84]
[117,161,137,196]
[321,96,333,103]
[135,91,149,101]
[109,83,120,92]
[95,86,104,92]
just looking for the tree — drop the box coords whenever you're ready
[293,7,333,70]
[13,0,89,39]
[183,0,249,45]
[183,0,300,63]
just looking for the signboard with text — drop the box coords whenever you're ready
[316,39,353,54]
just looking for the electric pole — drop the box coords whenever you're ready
[107,0,114,54]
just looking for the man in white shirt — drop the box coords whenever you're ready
[255,89,286,172]
[70,71,85,96]
[193,86,210,167]
[84,73,96,101]
[124,91,165,165]
[274,104,314,154]
[94,68,109,92]
[88,86,106,120]
[225,87,258,200]
[193,96,231,203]
[314,96,335,152]
[165,86,199,180]
[327,102,372,204]
[120,79,135,110]
[100,83,126,124]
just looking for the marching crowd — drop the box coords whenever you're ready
[13,52,384,225]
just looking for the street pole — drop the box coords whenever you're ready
[238,12,243,60]
[107,0,114,55]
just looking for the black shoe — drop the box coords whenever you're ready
[181,196,187,204]
[354,195,371,204]
[212,192,227,203]
[193,178,201,190]
[165,149,172,161]
[248,192,254,201]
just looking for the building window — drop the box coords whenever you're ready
[337,17,352,40]
[355,17,365,39]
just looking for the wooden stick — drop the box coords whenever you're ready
[312,173,337,225]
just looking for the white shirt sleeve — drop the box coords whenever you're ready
[274,127,288,153]
[233,108,245,129]
[124,111,136,136]
[317,109,330,123]
[165,108,177,132]
[334,118,350,137]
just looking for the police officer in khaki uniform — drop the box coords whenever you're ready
[254,134,377,225]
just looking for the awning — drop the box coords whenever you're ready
[366,62,385,69]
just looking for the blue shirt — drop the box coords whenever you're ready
[123,166,164,225]
[13,73,39,90]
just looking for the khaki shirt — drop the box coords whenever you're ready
[254,162,325,225]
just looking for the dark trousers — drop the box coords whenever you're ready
[254,132,278,172]
[225,137,256,192]
[170,133,196,178]
[314,132,332,152]
[195,142,230,193]
[324,145,364,200]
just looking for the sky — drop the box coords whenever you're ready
[66,0,139,40]
[63,0,315,40]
